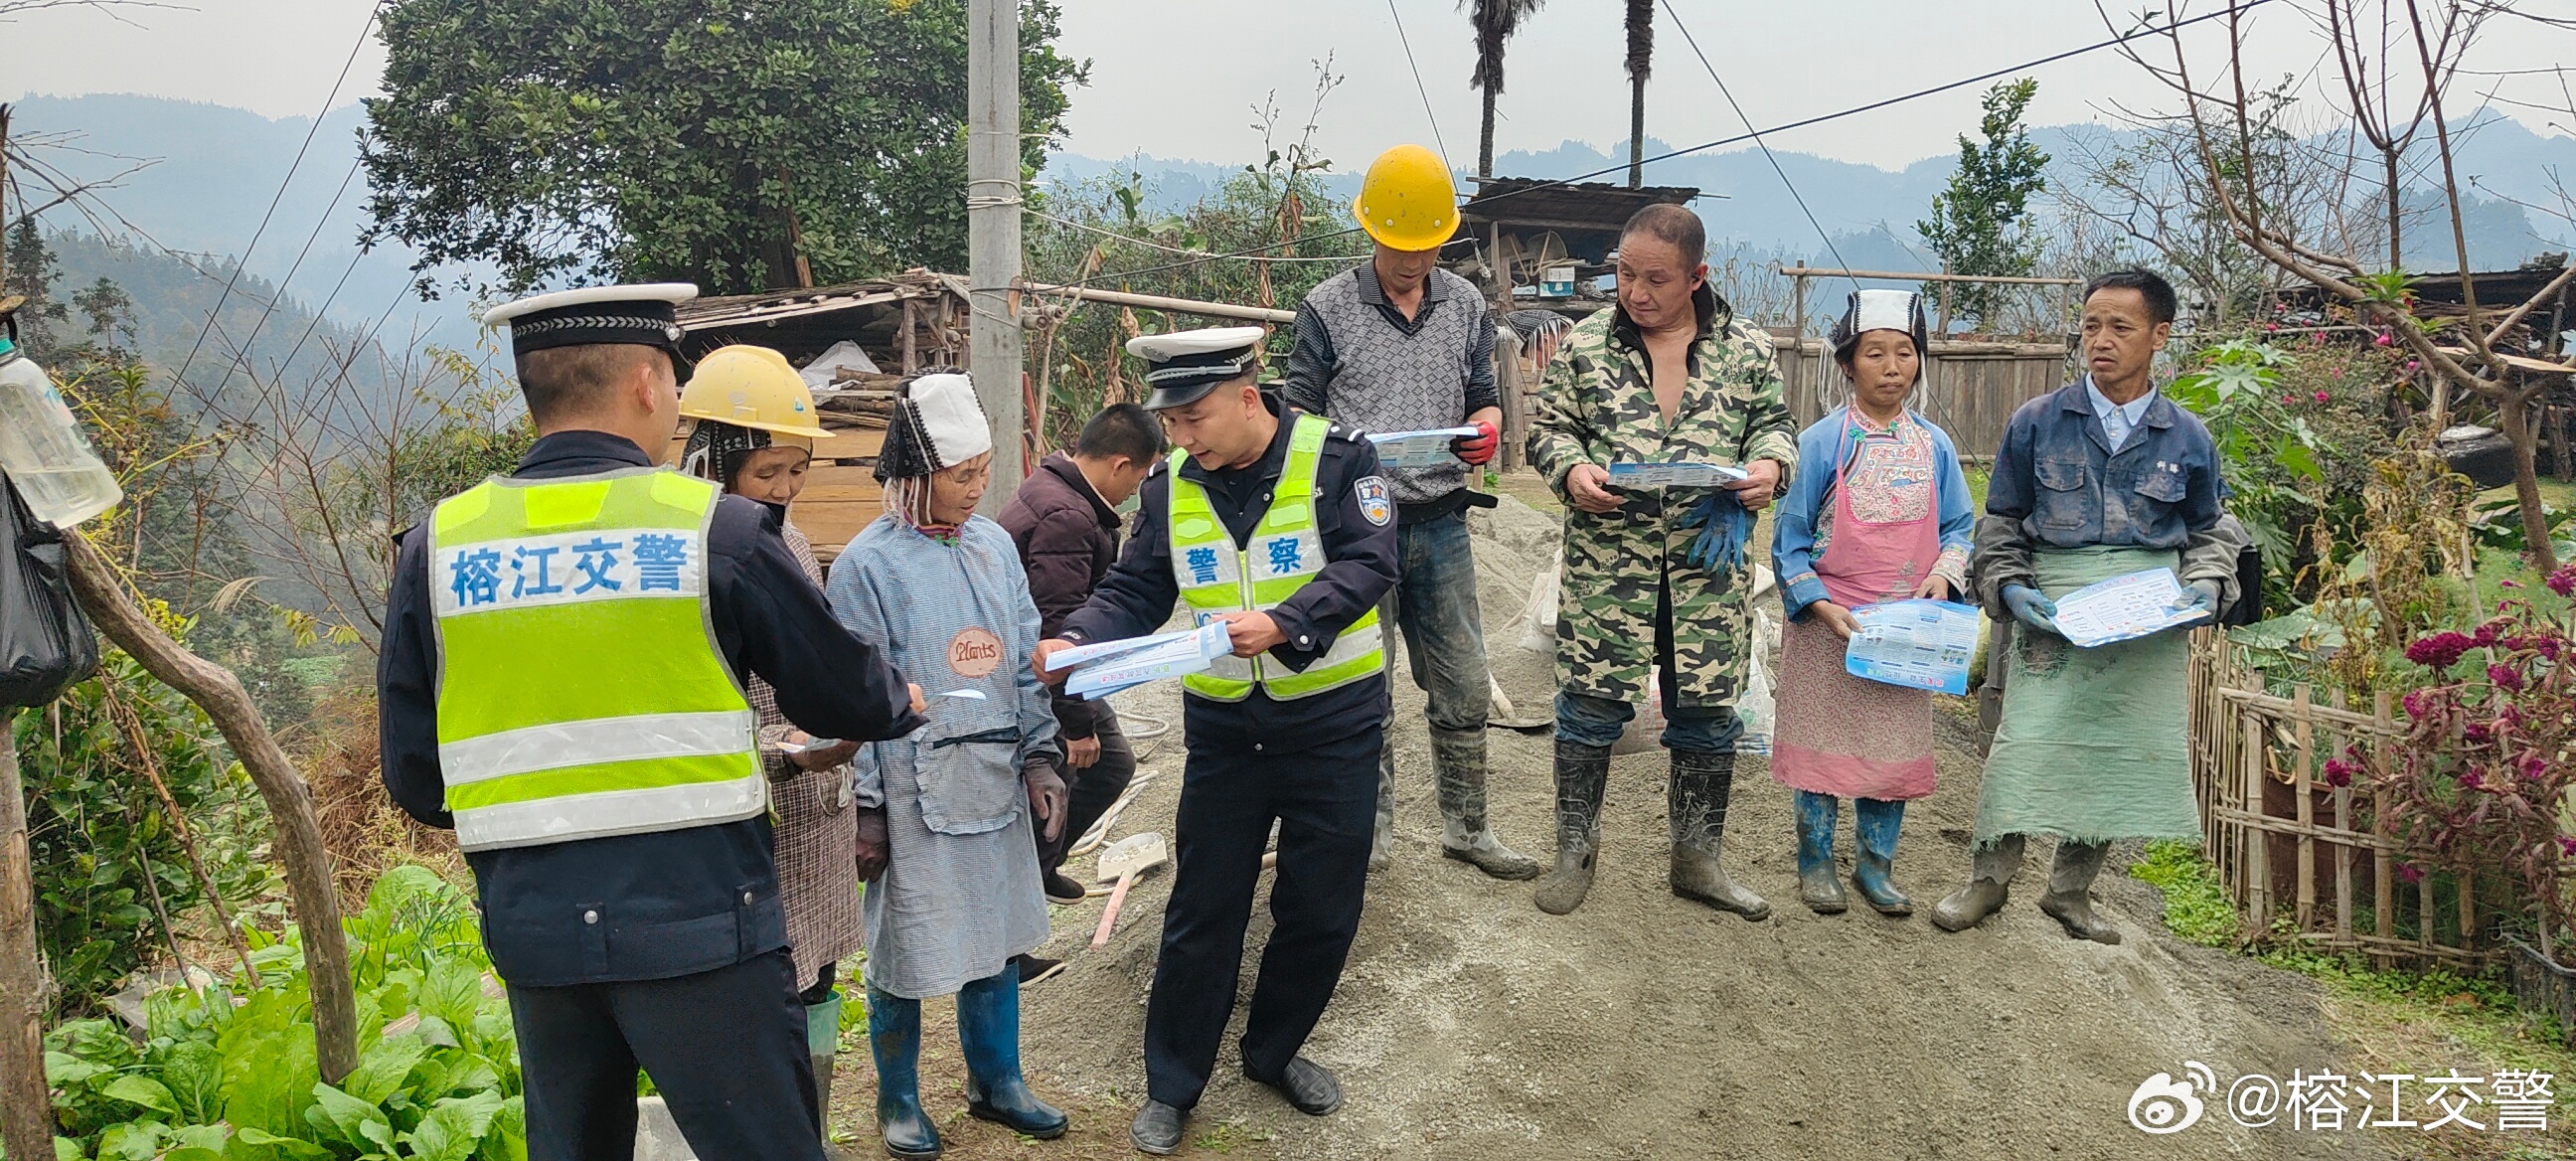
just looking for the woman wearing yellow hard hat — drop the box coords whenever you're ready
[675,343,860,1139]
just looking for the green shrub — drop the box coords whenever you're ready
[29,865,525,1161]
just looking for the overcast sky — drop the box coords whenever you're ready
[7,0,2573,172]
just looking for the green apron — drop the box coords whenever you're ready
[1973,546,2200,847]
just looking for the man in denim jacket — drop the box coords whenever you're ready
[1932,268,2246,943]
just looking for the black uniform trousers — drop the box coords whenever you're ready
[1039,705,1140,880]
[1143,721,1379,1108]
[508,946,821,1161]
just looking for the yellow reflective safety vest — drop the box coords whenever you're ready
[427,468,763,852]
[1168,414,1383,701]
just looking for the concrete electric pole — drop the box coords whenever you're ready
[967,0,1027,504]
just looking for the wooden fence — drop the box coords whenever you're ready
[1773,335,2072,459]
[2186,632,2497,967]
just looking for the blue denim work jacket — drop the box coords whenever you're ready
[1985,381,2224,551]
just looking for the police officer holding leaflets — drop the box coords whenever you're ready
[1033,327,1398,1155]
[377,283,926,1161]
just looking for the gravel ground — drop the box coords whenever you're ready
[827,493,2400,1161]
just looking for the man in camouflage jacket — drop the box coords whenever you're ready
[1525,204,1798,919]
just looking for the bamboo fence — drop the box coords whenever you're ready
[2187,630,2499,968]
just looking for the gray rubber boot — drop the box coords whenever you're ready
[1668,748,1770,920]
[1368,753,1396,875]
[1930,833,2024,931]
[2038,839,2123,944]
[1532,740,1611,914]
[1432,726,1539,880]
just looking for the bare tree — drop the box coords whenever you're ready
[2117,0,2571,571]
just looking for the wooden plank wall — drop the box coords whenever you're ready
[1774,336,2072,459]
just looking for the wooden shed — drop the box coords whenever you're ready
[674,272,973,559]
[1457,177,1702,318]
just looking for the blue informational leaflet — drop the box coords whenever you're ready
[2050,568,2202,647]
[1064,618,1234,700]
[1843,599,1981,696]
[1605,461,1750,488]
[1365,427,1481,470]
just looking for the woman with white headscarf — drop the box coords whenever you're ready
[822,369,1070,1158]
[1768,290,1974,917]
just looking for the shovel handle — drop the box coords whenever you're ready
[1091,870,1139,947]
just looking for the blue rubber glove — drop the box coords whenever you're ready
[2174,580,2223,624]
[2002,584,2059,634]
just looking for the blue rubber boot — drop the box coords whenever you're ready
[1795,791,1847,914]
[955,968,1067,1139]
[1852,797,1914,915]
[866,986,940,1159]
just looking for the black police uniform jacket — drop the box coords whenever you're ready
[378,431,925,987]
[1056,399,1399,749]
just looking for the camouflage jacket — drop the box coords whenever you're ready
[1527,289,1799,709]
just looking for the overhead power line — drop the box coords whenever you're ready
[1055,0,2277,290]
[170,0,381,395]
[1385,0,1453,168]
[1658,0,1859,297]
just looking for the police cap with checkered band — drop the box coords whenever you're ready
[1126,326,1267,411]
[482,283,699,370]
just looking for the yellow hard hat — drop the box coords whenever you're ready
[1352,144,1459,252]
[679,344,835,439]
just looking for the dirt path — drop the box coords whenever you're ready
[832,496,2402,1161]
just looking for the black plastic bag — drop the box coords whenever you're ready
[1,471,99,708]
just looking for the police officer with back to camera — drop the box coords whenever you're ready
[377,283,926,1161]
[1033,327,1398,1155]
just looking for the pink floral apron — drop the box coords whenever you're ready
[1771,415,1943,800]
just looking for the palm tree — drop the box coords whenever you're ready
[1624,0,1652,188]
[1461,0,1548,179]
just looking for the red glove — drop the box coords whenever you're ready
[1452,419,1500,466]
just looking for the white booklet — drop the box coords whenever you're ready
[2051,567,2203,648]
[1606,461,1750,488]
[1365,427,1481,470]
[1063,618,1235,700]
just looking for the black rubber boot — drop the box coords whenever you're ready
[1533,739,1611,914]
[1668,748,1770,920]
[1433,726,1540,880]
[1930,833,2023,932]
[2038,839,2123,944]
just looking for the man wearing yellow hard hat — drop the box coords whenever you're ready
[674,345,870,1146]
[1283,143,1535,883]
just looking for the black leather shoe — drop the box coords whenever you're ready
[1043,871,1088,905]
[1129,1100,1186,1155]
[1245,1056,1342,1116]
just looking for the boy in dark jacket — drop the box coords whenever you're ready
[999,404,1166,910]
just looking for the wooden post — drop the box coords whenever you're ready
[900,299,919,374]
[1788,266,1809,413]
[61,535,359,1083]
[2293,684,2315,932]
[2371,692,2393,967]
[966,0,1027,505]
[0,722,53,1161]
[2242,670,2270,935]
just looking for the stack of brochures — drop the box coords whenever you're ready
[1054,619,1235,700]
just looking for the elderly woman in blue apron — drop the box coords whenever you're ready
[1769,291,1974,916]
[823,371,1071,1159]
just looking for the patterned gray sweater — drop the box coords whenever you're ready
[1282,265,1497,516]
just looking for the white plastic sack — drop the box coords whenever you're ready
[1518,547,1562,653]
[799,340,882,389]
[1736,606,1780,756]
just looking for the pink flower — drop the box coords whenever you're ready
[2403,689,2432,719]
[2461,770,2485,790]
[2489,664,2523,692]
[2375,331,2395,347]
[2465,721,2494,745]
[2398,863,2425,884]
[2405,359,2421,373]
[2322,758,2355,787]
[2546,565,2576,597]
[2406,631,2476,669]
[2499,580,2523,590]
[2315,390,2333,402]
[2281,394,2299,405]
[2559,836,2576,857]
[2521,754,2548,781]
[2474,622,2501,646]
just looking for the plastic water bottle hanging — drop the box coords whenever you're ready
[0,332,122,529]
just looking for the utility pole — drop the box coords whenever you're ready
[967,0,1027,505]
